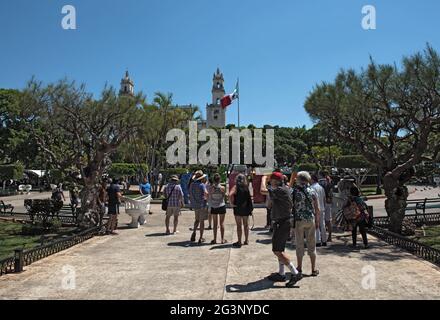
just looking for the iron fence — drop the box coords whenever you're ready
[0,226,99,277]
[368,225,440,266]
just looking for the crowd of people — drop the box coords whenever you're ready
[49,168,371,287]
[160,168,371,288]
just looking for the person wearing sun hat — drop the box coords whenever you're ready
[266,171,302,288]
[189,170,209,244]
[164,175,184,235]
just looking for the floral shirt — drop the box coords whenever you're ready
[292,185,316,222]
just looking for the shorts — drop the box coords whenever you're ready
[325,204,332,222]
[195,208,209,221]
[272,218,291,252]
[108,204,119,215]
[211,206,226,215]
[166,207,180,217]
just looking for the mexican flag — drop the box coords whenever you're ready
[221,81,239,109]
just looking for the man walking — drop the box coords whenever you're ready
[164,175,184,235]
[311,174,327,247]
[266,172,302,288]
[189,170,209,245]
[293,171,320,277]
[107,178,122,235]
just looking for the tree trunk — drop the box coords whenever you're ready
[76,146,109,228]
[383,172,409,234]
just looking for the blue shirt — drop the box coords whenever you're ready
[189,181,207,209]
[139,182,151,195]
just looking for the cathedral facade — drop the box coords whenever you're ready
[118,68,227,128]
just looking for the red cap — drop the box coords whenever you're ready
[270,172,284,181]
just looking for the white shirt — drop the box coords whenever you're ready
[311,182,326,212]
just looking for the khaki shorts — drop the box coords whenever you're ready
[295,220,317,258]
[195,208,209,221]
[166,207,181,217]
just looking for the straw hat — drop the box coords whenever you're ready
[192,170,207,181]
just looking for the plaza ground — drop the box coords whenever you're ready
[1,195,440,300]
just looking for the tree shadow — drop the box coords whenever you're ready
[226,277,300,293]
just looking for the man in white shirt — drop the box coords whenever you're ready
[311,174,327,247]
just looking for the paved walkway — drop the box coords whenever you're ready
[1,204,439,300]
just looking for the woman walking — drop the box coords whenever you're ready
[208,174,227,244]
[343,186,370,248]
[229,174,253,248]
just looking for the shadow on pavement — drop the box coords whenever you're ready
[226,278,299,293]
[145,232,169,237]
[167,241,211,248]
[210,244,233,250]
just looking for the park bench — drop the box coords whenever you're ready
[405,197,440,225]
[0,200,14,215]
[405,197,440,215]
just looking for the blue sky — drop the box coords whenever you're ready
[1,0,439,127]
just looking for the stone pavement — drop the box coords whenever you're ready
[1,203,439,300]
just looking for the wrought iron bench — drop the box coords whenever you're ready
[0,200,14,215]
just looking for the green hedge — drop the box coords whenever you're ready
[296,163,319,173]
[0,162,24,180]
[108,163,149,178]
[336,155,372,169]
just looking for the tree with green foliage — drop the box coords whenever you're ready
[305,45,440,233]
[19,79,146,226]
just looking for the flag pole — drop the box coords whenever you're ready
[237,78,240,128]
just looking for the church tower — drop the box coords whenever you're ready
[119,70,134,96]
[206,68,226,128]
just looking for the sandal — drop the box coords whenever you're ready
[232,242,242,248]
[311,270,320,277]
[211,240,217,245]
[221,239,228,244]
[243,241,249,246]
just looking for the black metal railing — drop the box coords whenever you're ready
[0,226,99,277]
[0,256,15,276]
[368,225,440,266]
[373,212,440,228]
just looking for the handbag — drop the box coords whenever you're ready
[343,201,362,221]
[162,184,177,211]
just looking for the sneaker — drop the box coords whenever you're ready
[286,273,303,288]
[267,273,287,282]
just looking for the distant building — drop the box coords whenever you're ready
[119,70,135,96]
[206,68,227,128]
[117,68,228,129]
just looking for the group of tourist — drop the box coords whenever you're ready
[161,168,371,288]
[162,170,253,248]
